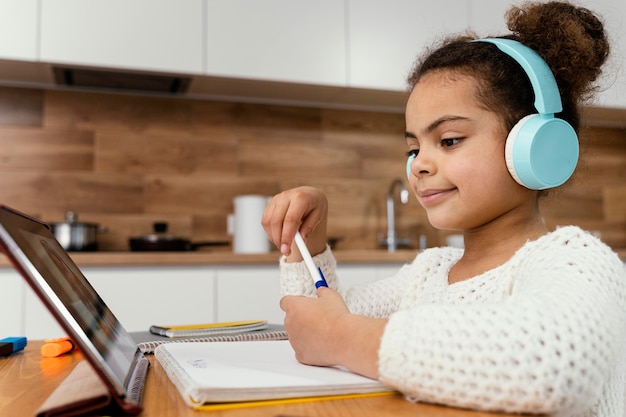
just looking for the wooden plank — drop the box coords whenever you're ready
[0,172,144,215]
[239,134,362,179]
[143,176,280,215]
[96,129,238,176]
[0,127,94,170]
[581,106,626,129]
[321,108,405,133]
[192,100,322,131]
[43,89,194,134]
[604,186,626,221]
[0,87,43,126]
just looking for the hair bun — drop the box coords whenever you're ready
[506,1,609,103]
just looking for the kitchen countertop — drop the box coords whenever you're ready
[0,249,420,267]
[2,248,624,268]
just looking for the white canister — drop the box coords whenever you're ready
[229,195,271,254]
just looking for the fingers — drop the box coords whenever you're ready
[262,193,302,255]
[261,187,327,256]
[261,193,291,252]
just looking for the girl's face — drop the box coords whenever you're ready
[405,71,538,232]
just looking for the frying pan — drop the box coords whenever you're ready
[129,222,229,252]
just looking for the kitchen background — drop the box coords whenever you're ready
[0,0,625,340]
[0,0,624,254]
[0,85,624,252]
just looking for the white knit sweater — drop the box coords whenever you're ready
[279,226,626,416]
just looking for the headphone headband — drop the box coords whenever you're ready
[473,38,562,115]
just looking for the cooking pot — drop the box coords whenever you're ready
[50,211,104,252]
[129,222,229,252]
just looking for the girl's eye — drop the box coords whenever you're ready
[406,149,419,158]
[441,138,462,147]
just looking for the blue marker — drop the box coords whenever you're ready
[294,231,328,288]
[0,337,27,357]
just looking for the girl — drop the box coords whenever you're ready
[261,2,626,416]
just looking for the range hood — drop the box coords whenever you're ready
[53,67,191,94]
[0,58,408,113]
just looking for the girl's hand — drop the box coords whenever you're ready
[280,287,386,379]
[261,186,328,257]
[280,287,351,367]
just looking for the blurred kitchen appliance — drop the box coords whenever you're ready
[50,211,103,251]
[129,222,228,251]
[229,195,271,254]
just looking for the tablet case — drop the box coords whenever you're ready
[36,360,123,417]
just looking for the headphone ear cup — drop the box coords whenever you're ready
[505,114,579,190]
[406,153,416,181]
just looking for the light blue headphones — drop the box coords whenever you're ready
[406,38,578,190]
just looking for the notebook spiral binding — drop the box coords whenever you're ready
[127,356,150,404]
[137,329,289,354]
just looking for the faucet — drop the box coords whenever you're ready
[385,179,409,252]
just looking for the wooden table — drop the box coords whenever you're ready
[1,341,526,417]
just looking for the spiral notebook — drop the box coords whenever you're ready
[149,319,270,338]
[154,339,394,410]
[133,323,288,354]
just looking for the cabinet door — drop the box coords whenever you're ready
[205,0,346,86]
[84,266,216,333]
[215,266,284,324]
[23,284,65,340]
[336,263,406,291]
[40,0,204,74]
[0,269,28,336]
[0,268,66,340]
[467,0,509,36]
[336,265,379,290]
[348,0,468,91]
[0,0,38,61]
[18,266,215,339]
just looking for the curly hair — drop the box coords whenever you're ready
[408,1,609,134]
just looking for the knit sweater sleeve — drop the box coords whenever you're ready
[378,228,626,415]
[278,245,411,316]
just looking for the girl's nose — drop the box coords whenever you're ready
[407,151,433,180]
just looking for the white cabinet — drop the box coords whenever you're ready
[1,268,67,340]
[347,0,468,91]
[2,266,216,340]
[467,0,509,36]
[1,0,624,109]
[215,265,284,324]
[40,0,204,74]
[23,285,65,340]
[84,266,216,334]
[0,0,38,61]
[204,0,346,86]
[0,269,27,336]
[336,264,405,290]
[2,261,407,340]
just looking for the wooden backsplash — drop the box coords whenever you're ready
[0,86,624,252]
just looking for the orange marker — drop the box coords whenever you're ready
[41,337,76,357]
